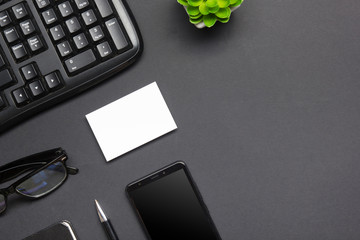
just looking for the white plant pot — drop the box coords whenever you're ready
[184,4,242,29]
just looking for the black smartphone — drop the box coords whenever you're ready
[126,161,222,240]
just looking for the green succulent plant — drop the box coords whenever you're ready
[177,0,243,27]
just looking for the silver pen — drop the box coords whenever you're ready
[95,199,119,240]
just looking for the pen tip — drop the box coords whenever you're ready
[94,199,107,222]
[95,199,101,211]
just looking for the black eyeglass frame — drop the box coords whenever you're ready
[0,148,78,214]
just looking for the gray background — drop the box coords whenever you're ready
[1,0,360,239]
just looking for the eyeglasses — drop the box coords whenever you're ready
[0,148,78,214]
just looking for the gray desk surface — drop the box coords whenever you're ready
[1,0,360,239]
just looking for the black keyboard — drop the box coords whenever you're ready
[0,0,142,133]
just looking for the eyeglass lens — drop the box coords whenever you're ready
[15,162,67,198]
[0,194,5,213]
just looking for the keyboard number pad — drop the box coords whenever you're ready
[0,2,47,62]
[35,0,131,75]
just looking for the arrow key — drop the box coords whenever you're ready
[29,80,45,97]
[21,63,38,81]
[45,71,62,90]
[12,88,29,106]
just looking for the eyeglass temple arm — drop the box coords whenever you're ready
[0,163,78,184]
[0,163,77,183]
[0,148,72,183]
[0,148,64,171]
[0,163,44,183]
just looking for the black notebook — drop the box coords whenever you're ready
[23,220,78,240]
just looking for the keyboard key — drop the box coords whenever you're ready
[45,72,62,90]
[65,49,96,73]
[66,17,81,33]
[73,33,88,50]
[82,10,97,25]
[12,3,28,20]
[27,36,44,52]
[21,64,38,81]
[20,20,36,36]
[58,1,73,18]
[11,43,27,60]
[105,18,128,50]
[57,41,72,57]
[12,88,29,106]
[97,42,112,58]
[89,25,104,42]
[0,11,11,27]
[0,69,14,89]
[29,80,45,97]
[94,0,113,18]
[3,27,19,43]
[35,0,50,9]
[74,0,89,10]
[50,25,65,41]
[42,9,57,25]
[0,96,5,109]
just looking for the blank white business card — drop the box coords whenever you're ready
[86,82,177,161]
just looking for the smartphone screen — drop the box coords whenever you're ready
[126,162,222,240]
